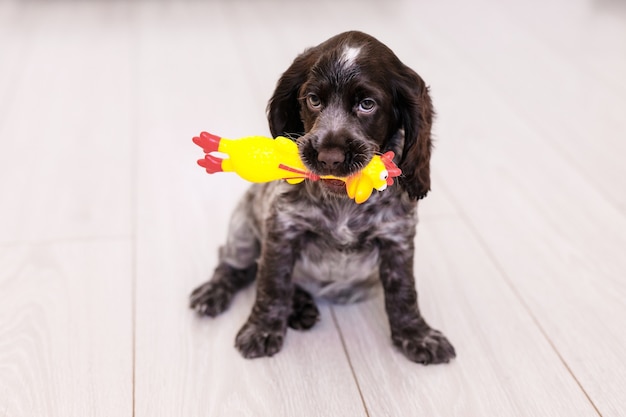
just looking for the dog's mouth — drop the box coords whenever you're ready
[320,178,346,194]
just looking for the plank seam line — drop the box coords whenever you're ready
[330,307,372,417]
[129,5,139,415]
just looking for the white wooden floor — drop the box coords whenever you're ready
[1,0,625,415]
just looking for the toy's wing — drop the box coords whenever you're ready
[274,136,298,150]
[353,184,374,204]
[346,176,358,200]
[274,136,312,183]
[346,175,374,204]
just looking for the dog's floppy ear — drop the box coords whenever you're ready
[267,48,318,138]
[392,65,434,200]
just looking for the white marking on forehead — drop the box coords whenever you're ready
[340,45,361,68]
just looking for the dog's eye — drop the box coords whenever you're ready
[358,98,376,113]
[307,94,322,110]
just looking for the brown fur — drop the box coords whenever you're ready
[190,31,455,364]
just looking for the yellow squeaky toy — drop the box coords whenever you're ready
[193,131,401,204]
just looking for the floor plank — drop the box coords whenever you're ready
[401,0,626,210]
[0,241,133,417]
[132,3,365,415]
[430,53,626,417]
[0,2,32,129]
[0,2,133,244]
[496,0,626,93]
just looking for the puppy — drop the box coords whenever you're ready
[190,31,455,365]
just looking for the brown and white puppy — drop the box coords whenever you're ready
[190,31,455,364]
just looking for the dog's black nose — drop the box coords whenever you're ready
[317,148,345,168]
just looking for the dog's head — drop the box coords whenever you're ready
[267,31,433,200]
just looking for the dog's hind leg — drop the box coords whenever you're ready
[189,262,257,316]
[288,286,320,330]
[190,192,260,316]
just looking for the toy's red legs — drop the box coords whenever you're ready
[198,154,224,173]
[193,132,224,173]
[192,131,221,153]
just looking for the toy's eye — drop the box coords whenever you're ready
[307,94,322,110]
[380,169,388,181]
[358,98,376,113]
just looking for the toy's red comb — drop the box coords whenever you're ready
[381,151,402,185]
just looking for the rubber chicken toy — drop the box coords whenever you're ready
[193,131,401,204]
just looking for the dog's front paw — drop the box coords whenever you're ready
[392,327,456,365]
[189,281,233,317]
[235,321,285,359]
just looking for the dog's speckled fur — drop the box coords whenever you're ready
[190,31,455,364]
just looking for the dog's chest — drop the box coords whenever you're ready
[291,202,383,301]
[307,201,378,248]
